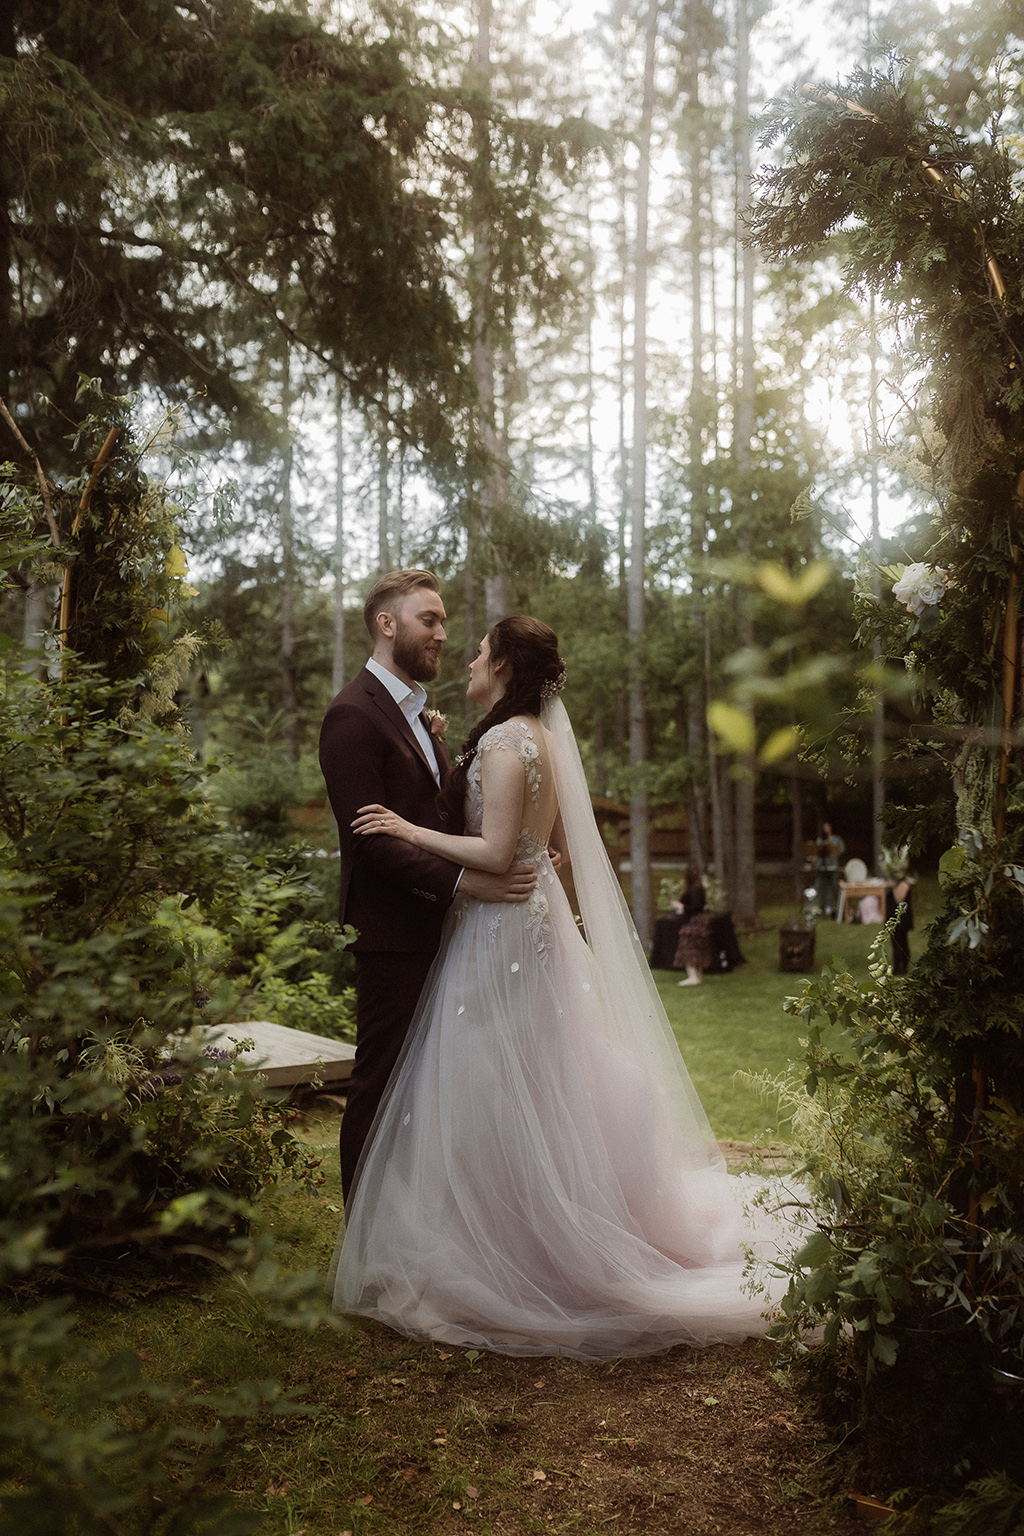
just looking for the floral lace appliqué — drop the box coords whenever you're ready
[469,720,542,810]
[465,724,553,961]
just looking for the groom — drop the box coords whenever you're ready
[319,568,537,1200]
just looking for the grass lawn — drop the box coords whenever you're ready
[66,1120,861,1536]
[653,879,941,1142]
[47,884,943,1536]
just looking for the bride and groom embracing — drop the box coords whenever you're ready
[319,569,792,1360]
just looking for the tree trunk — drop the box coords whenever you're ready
[706,608,729,897]
[684,0,710,881]
[584,198,598,526]
[869,290,885,873]
[686,685,708,869]
[395,426,405,568]
[463,518,478,735]
[332,378,346,697]
[0,7,13,402]
[628,0,659,952]
[616,155,630,595]
[377,408,390,574]
[279,349,298,764]
[792,765,805,899]
[21,576,50,677]
[730,0,758,929]
[470,0,509,622]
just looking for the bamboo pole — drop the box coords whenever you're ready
[58,425,120,652]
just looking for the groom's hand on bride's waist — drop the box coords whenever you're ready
[458,863,537,902]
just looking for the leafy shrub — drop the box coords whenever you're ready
[0,403,341,1534]
[257,971,357,1043]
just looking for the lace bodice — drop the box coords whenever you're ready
[465,718,557,956]
[465,719,552,859]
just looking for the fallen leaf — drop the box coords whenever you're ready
[466,1486,479,1499]
[532,1469,547,1482]
[438,1351,452,1360]
[324,1202,340,1212]
[355,1495,373,1506]
[452,1501,462,1511]
[401,1467,418,1482]
[390,1377,407,1386]
[345,1369,358,1378]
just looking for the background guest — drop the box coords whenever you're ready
[814,821,845,919]
[674,864,712,987]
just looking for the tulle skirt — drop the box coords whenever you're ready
[330,859,794,1359]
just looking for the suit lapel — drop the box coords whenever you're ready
[359,669,441,783]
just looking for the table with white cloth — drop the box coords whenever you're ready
[836,878,890,923]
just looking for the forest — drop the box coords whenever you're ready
[2,0,970,940]
[3,0,1024,1531]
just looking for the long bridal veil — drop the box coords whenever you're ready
[541,696,726,1176]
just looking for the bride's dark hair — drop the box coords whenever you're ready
[437,615,565,833]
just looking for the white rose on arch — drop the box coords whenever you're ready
[891,562,950,617]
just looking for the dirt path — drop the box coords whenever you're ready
[275,1320,863,1535]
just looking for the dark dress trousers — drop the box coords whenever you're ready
[319,666,458,1199]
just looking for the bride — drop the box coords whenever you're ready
[330,615,794,1359]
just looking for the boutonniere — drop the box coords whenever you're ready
[425,709,448,739]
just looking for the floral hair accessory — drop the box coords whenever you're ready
[540,667,567,701]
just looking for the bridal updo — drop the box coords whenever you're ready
[437,616,565,834]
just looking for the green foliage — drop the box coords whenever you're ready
[213,752,319,845]
[258,972,356,1046]
[889,1473,1024,1536]
[0,1299,307,1536]
[3,1,470,458]
[745,60,1024,1503]
[0,407,346,1533]
[0,657,336,1267]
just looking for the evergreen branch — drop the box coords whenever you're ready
[801,83,1008,304]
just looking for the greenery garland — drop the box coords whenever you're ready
[748,65,1024,1507]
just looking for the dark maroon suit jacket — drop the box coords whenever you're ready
[318,666,459,953]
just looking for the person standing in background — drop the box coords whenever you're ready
[674,864,712,986]
[814,821,845,919]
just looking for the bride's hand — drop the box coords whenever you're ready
[352,803,417,844]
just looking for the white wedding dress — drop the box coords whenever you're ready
[330,702,796,1359]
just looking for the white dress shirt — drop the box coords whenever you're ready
[365,656,441,786]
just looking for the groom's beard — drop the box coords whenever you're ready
[393,621,442,683]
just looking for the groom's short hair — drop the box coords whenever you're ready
[363,569,440,638]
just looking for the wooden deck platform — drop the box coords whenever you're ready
[202,1019,355,1089]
